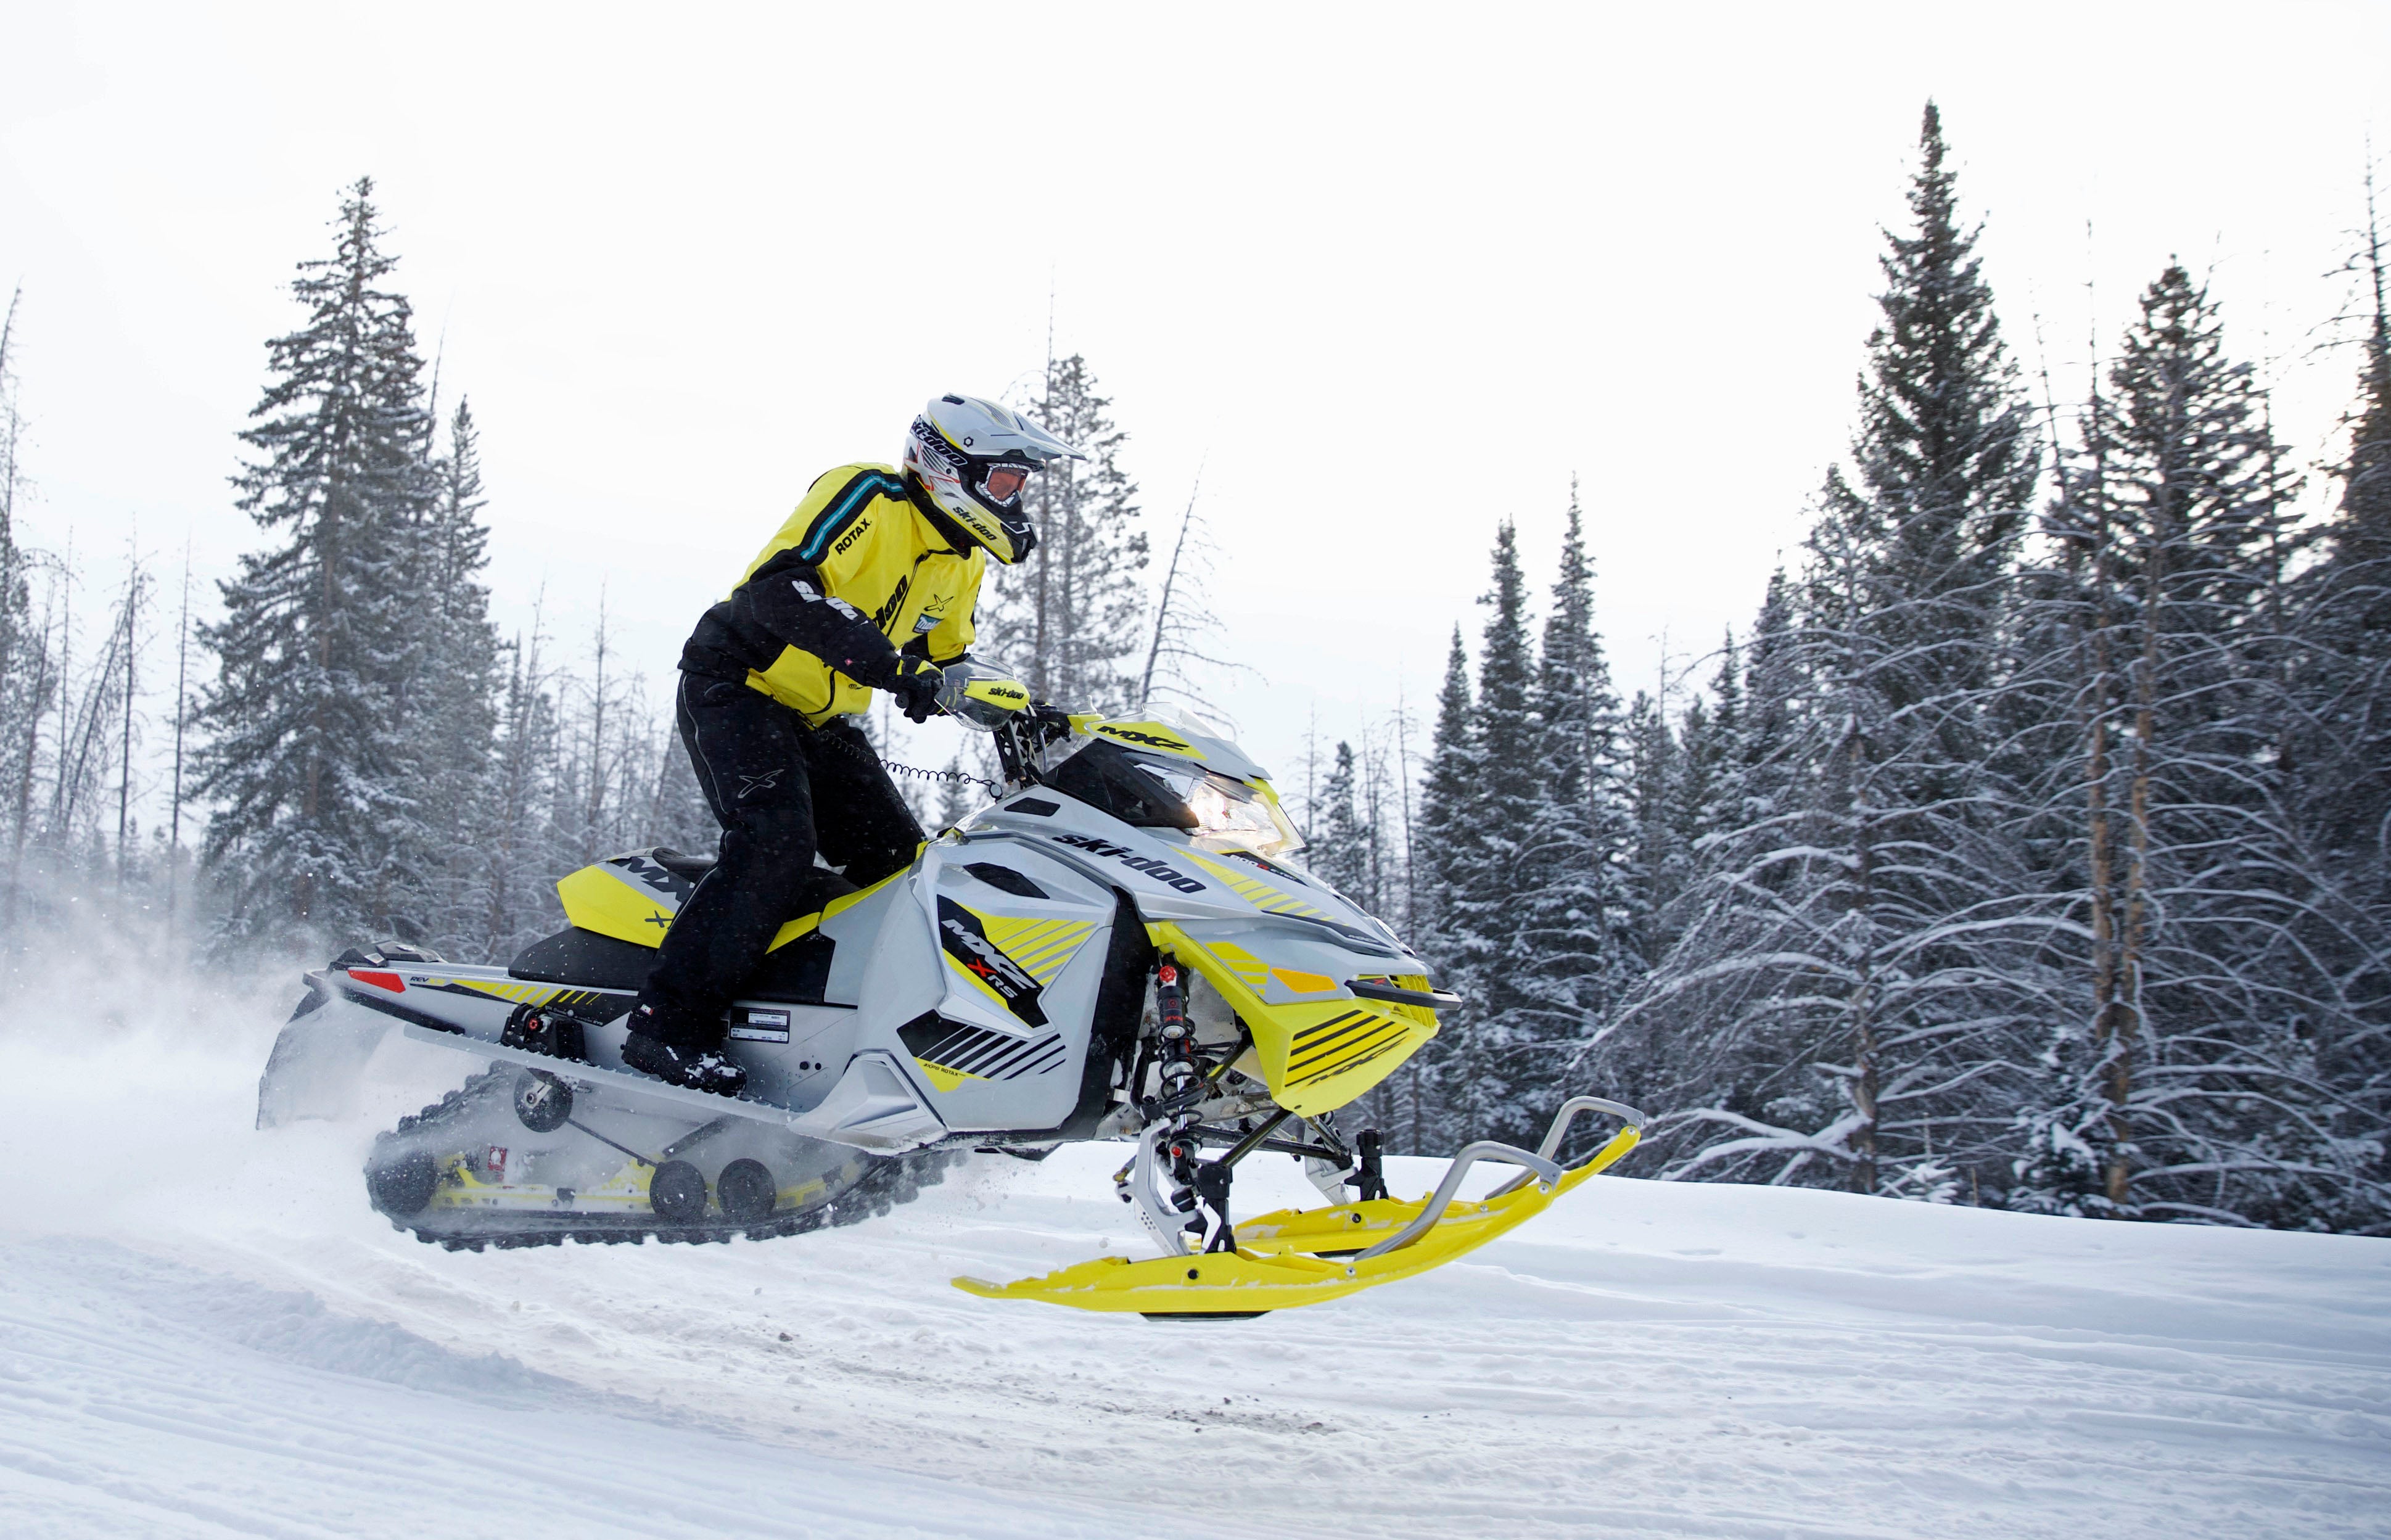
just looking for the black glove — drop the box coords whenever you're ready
[889,664,942,724]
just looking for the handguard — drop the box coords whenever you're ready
[938,663,1033,729]
[953,1097,1642,1317]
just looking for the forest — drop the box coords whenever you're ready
[0,104,2382,1233]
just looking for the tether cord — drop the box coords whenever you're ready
[813,716,1004,797]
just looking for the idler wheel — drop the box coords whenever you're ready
[717,1158,776,1223]
[366,1150,440,1217]
[649,1159,709,1223]
[511,1070,573,1133]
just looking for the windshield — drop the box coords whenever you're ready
[1044,740,1304,857]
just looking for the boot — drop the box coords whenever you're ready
[623,1028,749,1097]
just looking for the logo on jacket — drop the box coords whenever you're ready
[871,575,913,633]
[736,768,783,801]
[935,897,1047,1026]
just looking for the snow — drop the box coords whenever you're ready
[1,973,2387,1539]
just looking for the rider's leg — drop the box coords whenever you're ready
[630,675,821,1070]
[800,717,928,887]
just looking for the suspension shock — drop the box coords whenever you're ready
[1154,955,1237,1251]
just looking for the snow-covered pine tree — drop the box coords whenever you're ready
[1402,625,1480,1150]
[2279,205,2391,1230]
[1439,522,1545,1145]
[474,629,562,962]
[1674,633,1743,859]
[2013,264,2369,1227]
[194,179,440,950]
[1621,689,1689,963]
[1613,107,2041,1198]
[411,397,503,957]
[1307,740,1370,899]
[1514,488,1637,1139]
[0,286,52,924]
[932,757,982,833]
[984,355,1146,712]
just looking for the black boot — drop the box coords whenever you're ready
[623,1030,749,1097]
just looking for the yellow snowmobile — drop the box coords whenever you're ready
[258,687,1641,1317]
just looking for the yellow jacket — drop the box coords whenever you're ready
[680,464,986,725]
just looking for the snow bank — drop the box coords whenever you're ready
[0,953,2385,1538]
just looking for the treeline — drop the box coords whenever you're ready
[1327,105,2390,1233]
[0,179,1179,963]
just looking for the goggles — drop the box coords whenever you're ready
[978,463,1032,504]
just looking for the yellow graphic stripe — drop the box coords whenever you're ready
[1185,853,1335,922]
[767,857,916,952]
[915,1058,974,1093]
[556,864,678,946]
[1146,922,1434,1117]
[979,915,1095,983]
[1206,941,1272,994]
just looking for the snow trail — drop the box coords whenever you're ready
[0,961,2384,1538]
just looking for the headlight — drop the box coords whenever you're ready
[1136,760,1304,857]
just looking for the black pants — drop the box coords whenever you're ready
[634,673,924,1046]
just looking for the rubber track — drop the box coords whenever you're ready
[368,1069,962,1253]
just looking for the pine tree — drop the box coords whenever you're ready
[1611,108,2041,1198]
[929,759,968,831]
[984,354,1146,711]
[1437,523,1544,1143]
[2281,200,2391,1227]
[1308,740,1370,899]
[2013,264,2360,1226]
[413,397,502,956]
[475,630,561,961]
[1407,625,1478,1149]
[194,179,440,949]
[1850,101,2038,717]
[0,286,52,925]
[1504,495,1635,1156]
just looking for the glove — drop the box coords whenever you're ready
[889,662,943,724]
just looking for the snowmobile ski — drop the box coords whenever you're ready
[954,1097,1642,1316]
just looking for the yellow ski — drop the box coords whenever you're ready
[955,1099,1640,1316]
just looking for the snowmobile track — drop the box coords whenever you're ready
[368,1068,961,1253]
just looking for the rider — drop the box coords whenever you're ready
[623,395,1082,1094]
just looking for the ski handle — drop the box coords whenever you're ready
[1354,1096,1645,1262]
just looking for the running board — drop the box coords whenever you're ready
[393,1024,948,1153]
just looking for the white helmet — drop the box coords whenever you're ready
[902,394,1084,565]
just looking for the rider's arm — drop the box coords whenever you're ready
[740,551,910,690]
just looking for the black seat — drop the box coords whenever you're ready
[505,857,863,1001]
[649,846,718,882]
[646,847,860,916]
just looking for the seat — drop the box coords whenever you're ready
[647,847,860,916]
[507,854,862,1002]
[649,846,718,883]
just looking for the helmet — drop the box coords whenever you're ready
[902,394,1084,565]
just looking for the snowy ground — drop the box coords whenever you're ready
[1,963,2386,1539]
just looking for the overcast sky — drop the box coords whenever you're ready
[4,1,2388,813]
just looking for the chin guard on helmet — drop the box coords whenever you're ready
[902,394,1084,565]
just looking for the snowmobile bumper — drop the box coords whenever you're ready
[953,1097,1641,1316]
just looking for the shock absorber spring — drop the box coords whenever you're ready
[1155,957,1196,1103]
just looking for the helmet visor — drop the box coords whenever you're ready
[979,464,1032,504]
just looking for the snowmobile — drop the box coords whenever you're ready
[258,677,1643,1316]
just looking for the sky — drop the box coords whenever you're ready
[3,1,2389,819]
